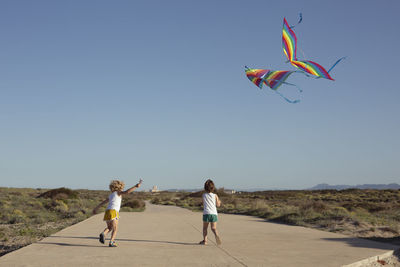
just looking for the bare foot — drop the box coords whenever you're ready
[215,235,222,245]
[199,240,207,245]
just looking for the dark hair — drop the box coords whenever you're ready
[204,179,215,193]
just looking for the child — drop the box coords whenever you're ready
[93,179,142,247]
[199,179,222,245]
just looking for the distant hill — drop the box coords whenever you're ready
[308,183,400,190]
[165,189,201,192]
[165,184,400,192]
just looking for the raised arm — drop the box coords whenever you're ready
[215,194,221,207]
[120,179,142,196]
[92,198,108,214]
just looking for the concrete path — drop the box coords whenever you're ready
[1,202,398,267]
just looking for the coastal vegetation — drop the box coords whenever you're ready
[0,187,145,256]
[1,187,399,257]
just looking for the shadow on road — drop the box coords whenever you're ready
[366,236,400,246]
[38,242,104,248]
[323,238,400,262]
[47,235,198,246]
[394,249,400,261]
[322,237,399,250]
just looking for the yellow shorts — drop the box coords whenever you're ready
[103,209,119,221]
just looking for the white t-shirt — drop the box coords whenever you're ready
[107,191,122,212]
[203,192,218,215]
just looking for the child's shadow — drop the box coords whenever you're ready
[118,238,198,246]
[45,236,198,246]
[39,241,103,248]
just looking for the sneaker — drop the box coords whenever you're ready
[99,233,105,244]
[109,241,117,247]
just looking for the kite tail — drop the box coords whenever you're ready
[274,91,300,104]
[289,13,303,29]
[279,80,303,93]
[267,79,302,103]
[327,57,346,74]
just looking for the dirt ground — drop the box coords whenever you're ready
[365,250,400,267]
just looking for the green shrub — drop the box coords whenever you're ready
[37,188,78,200]
[122,199,145,210]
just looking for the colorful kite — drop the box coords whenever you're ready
[245,66,301,103]
[282,17,345,80]
[245,15,344,103]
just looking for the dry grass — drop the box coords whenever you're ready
[0,187,145,256]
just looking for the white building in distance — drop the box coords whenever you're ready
[150,185,160,193]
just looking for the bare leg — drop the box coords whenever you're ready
[110,219,119,242]
[201,222,209,244]
[99,221,112,244]
[103,221,113,236]
[211,222,221,245]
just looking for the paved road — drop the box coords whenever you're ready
[1,202,398,266]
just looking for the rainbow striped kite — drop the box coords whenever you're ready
[282,17,344,80]
[245,15,344,103]
[282,18,298,62]
[245,67,301,103]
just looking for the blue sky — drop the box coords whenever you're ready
[0,0,399,190]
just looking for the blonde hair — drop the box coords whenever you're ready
[109,180,125,192]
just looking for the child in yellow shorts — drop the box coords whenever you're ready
[93,179,142,247]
